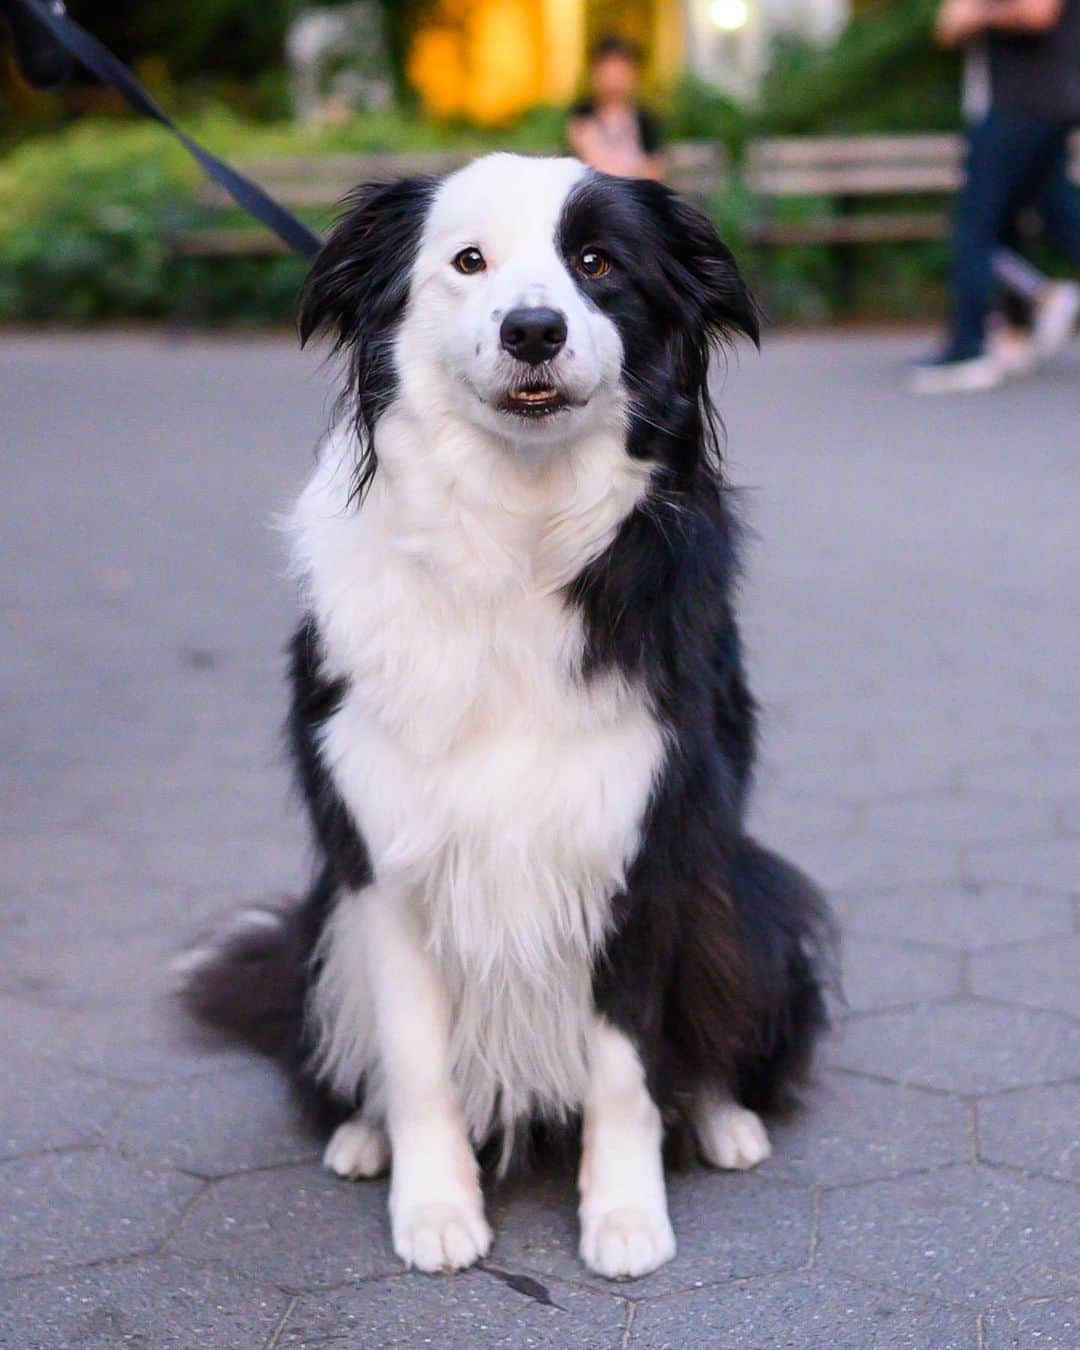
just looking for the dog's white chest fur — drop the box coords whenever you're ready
[294,420,662,1142]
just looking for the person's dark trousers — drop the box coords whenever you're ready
[948,110,1080,359]
[1029,134,1080,256]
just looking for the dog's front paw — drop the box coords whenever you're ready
[392,1200,492,1273]
[323,1118,391,1179]
[580,1206,676,1280]
[696,1101,771,1171]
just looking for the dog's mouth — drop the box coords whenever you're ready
[496,381,571,419]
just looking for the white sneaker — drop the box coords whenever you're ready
[1032,281,1080,359]
[908,352,1005,395]
[988,320,1038,377]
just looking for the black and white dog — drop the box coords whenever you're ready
[184,153,833,1280]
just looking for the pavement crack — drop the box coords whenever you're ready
[965,1096,980,1164]
[264,1295,297,1350]
[807,1187,822,1267]
[620,1300,637,1350]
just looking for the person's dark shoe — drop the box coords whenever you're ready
[907,349,1004,395]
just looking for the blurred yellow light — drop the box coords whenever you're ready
[708,0,749,31]
[409,0,548,125]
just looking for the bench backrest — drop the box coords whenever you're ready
[199,141,730,213]
[746,131,1080,197]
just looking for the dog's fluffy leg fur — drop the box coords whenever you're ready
[578,1018,676,1279]
[692,1088,771,1171]
[363,885,491,1272]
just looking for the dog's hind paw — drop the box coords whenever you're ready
[392,1201,492,1273]
[323,1117,390,1180]
[580,1207,676,1280]
[695,1096,771,1171]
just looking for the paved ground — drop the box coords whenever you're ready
[1,330,1077,1349]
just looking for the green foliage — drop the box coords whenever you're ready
[667,78,748,155]
[660,0,958,148]
[851,239,950,316]
[0,121,194,319]
[0,104,569,322]
[664,1,963,319]
[2,1,413,131]
[62,0,296,81]
[0,0,969,323]
[378,0,438,104]
[759,0,957,135]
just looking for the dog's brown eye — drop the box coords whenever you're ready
[578,247,610,279]
[452,247,486,275]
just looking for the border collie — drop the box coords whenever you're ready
[183,153,833,1280]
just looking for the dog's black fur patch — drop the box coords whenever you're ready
[558,174,759,479]
[287,619,371,892]
[298,176,436,503]
[559,178,829,1113]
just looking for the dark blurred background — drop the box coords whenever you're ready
[0,0,1066,324]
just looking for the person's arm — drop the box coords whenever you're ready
[935,0,1063,48]
[567,114,595,162]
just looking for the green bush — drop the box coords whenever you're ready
[0,105,566,322]
[667,79,749,155]
[0,0,967,326]
[758,0,956,135]
[1,0,972,323]
[0,121,194,319]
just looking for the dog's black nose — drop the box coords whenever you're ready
[499,307,568,365]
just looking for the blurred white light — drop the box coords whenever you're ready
[708,0,749,31]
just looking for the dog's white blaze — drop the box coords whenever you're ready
[398,154,625,448]
[294,156,664,1152]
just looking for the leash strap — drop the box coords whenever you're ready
[3,0,323,258]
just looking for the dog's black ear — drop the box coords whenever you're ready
[298,176,435,350]
[614,180,759,481]
[298,176,435,501]
[659,190,760,350]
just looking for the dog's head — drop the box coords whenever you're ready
[300,153,757,495]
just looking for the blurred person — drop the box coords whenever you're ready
[911,0,1080,393]
[567,35,664,180]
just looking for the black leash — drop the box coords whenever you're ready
[0,0,323,259]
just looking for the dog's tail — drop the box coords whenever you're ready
[176,905,301,1056]
[175,869,335,1058]
[729,837,839,1114]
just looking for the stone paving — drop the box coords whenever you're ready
[1,331,1077,1348]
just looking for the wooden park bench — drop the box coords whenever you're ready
[170,131,1080,312]
[169,140,729,258]
[743,131,1080,305]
